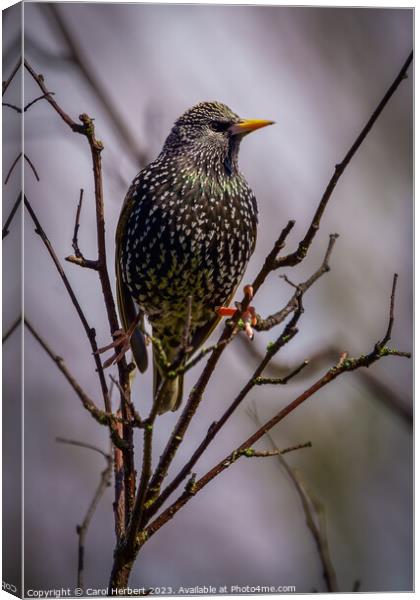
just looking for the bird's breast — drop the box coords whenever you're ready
[121,167,257,321]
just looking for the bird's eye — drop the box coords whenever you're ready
[209,121,229,133]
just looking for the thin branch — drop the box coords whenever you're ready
[256,233,338,332]
[65,189,99,270]
[24,59,85,133]
[2,57,21,96]
[381,273,398,346]
[2,193,22,239]
[4,153,40,185]
[2,315,21,344]
[24,153,40,181]
[57,438,112,590]
[4,153,22,185]
[274,52,413,270]
[24,91,55,112]
[25,319,117,428]
[72,189,84,256]
[109,375,143,428]
[24,197,112,413]
[290,471,339,592]
[2,101,21,113]
[56,437,110,461]
[239,442,312,458]
[247,405,338,592]
[254,360,309,385]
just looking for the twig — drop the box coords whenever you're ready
[24,91,55,112]
[65,189,99,270]
[24,153,40,181]
[168,337,232,378]
[239,442,312,458]
[24,59,85,133]
[4,153,21,185]
[290,471,338,592]
[256,234,338,331]
[2,315,21,344]
[2,102,21,113]
[239,340,413,426]
[2,193,22,239]
[25,319,120,429]
[254,360,309,385]
[273,52,413,270]
[247,405,338,592]
[109,375,143,428]
[4,153,40,185]
[2,57,21,96]
[24,196,112,412]
[57,437,112,590]
[72,189,84,256]
[56,437,110,461]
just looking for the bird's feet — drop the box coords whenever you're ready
[96,317,140,368]
[217,285,257,340]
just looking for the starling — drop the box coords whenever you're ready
[116,101,273,413]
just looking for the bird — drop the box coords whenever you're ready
[115,101,274,414]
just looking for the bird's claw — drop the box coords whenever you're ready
[216,285,257,340]
[96,322,138,368]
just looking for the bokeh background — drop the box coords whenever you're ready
[3,2,413,594]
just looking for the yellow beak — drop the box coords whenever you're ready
[229,118,275,136]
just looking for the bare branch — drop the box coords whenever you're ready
[254,359,309,385]
[2,315,21,344]
[274,52,413,270]
[4,153,40,185]
[24,59,85,133]
[24,91,55,112]
[24,153,40,181]
[239,442,312,458]
[24,196,113,412]
[25,319,116,428]
[56,437,110,461]
[246,404,338,592]
[256,233,338,332]
[57,437,112,590]
[2,193,22,239]
[2,57,21,96]
[65,189,99,270]
[4,153,21,185]
[2,101,21,113]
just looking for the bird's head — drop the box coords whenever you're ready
[162,101,274,177]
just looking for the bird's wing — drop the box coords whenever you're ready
[188,286,238,354]
[115,191,148,373]
[189,192,258,355]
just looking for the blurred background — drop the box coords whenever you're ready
[3,2,413,594]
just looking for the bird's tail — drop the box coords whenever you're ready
[153,348,184,414]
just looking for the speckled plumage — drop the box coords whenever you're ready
[116,102,271,413]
